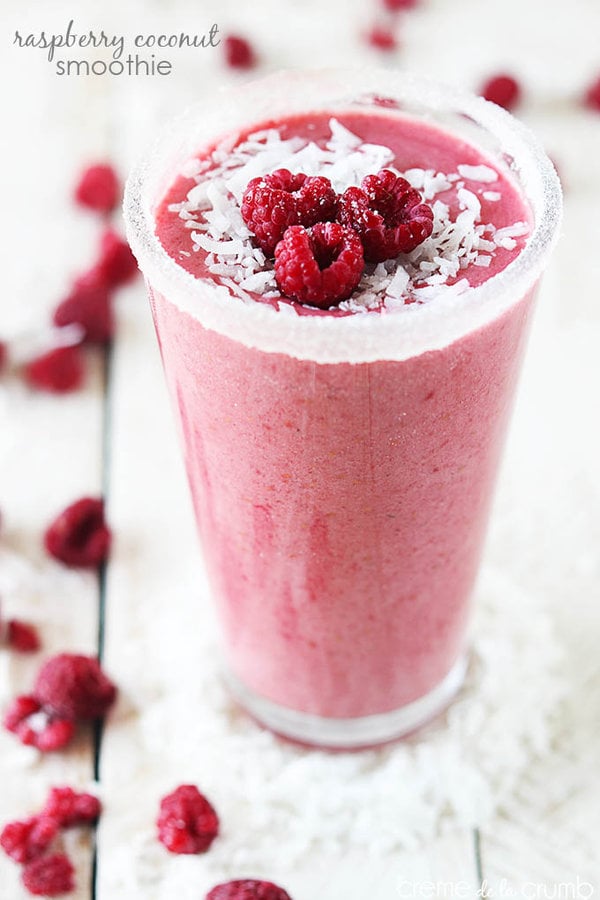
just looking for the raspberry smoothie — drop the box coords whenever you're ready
[125,71,561,746]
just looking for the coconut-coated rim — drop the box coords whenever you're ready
[124,67,562,364]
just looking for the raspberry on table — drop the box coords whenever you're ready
[53,269,114,345]
[241,170,339,256]
[44,497,111,568]
[480,74,522,111]
[7,619,41,653]
[3,694,75,751]
[383,0,419,9]
[157,784,219,855]
[97,229,139,287]
[584,75,600,111]
[23,345,85,394]
[274,222,364,308]
[366,26,398,51]
[34,654,117,721]
[0,816,58,864]
[42,787,101,828]
[223,35,257,69]
[206,880,293,900]
[338,169,433,262]
[32,718,76,753]
[74,164,120,213]
[3,694,41,731]
[22,853,75,897]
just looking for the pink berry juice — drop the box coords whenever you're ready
[125,71,561,746]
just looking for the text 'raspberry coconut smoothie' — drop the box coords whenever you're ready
[125,70,562,747]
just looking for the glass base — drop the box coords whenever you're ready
[223,655,468,750]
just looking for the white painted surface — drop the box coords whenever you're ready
[1,0,599,897]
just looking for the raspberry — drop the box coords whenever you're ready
[7,620,41,653]
[53,269,114,344]
[3,695,75,752]
[0,339,7,373]
[294,176,339,227]
[0,816,58,864]
[42,787,101,828]
[584,75,600,111]
[338,169,434,262]
[44,497,111,568]
[206,881,293,900]
[97,229,139,287]
[34,654,117,721]
[74,164,120,213]
[35,718,76,752]
[3,694,42,733]
[383,0,419,8]
[223,35,256,69]
[157,785,219,855]
[366,26,398,51]
[241,170,338,256]
[242,170,299,256]
[275,223,364,308]
[23,345,85,394]
[22,853,75,897]
[481,74,522,111]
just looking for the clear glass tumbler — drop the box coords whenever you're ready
[124,69,562,748]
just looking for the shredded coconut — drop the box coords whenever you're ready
[102,566,565,889]
[175,119,530,312]
[457,163,499,183]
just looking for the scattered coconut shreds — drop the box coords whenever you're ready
[103,565,564,885]
[176,119,530,311]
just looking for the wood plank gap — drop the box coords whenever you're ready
[92,342,116,900]
[473,828,486,895]
[96,342,116,668]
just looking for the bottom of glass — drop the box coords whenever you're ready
[223,654,468,750]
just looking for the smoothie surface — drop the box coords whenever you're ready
[155,109,531,315]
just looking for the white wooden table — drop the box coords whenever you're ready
[1,1,599,897]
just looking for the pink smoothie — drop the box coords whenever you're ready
[150,110,533,719]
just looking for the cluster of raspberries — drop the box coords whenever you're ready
[1,778,292,899]
[240,167,434,308]
[3,653,117,752]
[157,785,291,898]
[0,164,138,394]
[0,786,100,896]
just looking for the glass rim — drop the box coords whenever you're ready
[124,67,563,364]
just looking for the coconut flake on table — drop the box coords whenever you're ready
[113,565,564,878]
[176,118,530,311]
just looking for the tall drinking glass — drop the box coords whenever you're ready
[125,69,562,748]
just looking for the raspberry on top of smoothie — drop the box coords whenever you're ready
[158,113,531,314]
[238,165,435,308]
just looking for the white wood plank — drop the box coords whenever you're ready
[0,5,110,897]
